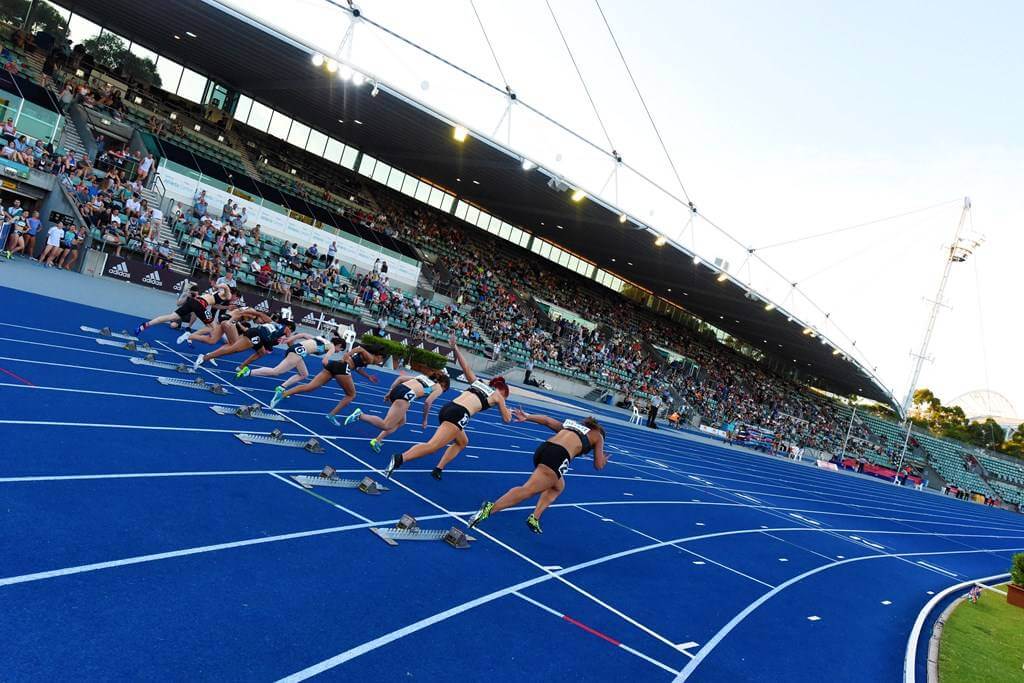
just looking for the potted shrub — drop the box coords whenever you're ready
[1008,553,1024,608]
[361,334,447,373]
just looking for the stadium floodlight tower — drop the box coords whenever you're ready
[894,197,980,474]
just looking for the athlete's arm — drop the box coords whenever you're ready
[496,392,512,423]
[513,407,562,432]
[421,386,441,427]
[449,333,475,383]
[592,435,608,470]
[355,367,379,383]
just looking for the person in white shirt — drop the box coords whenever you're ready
[137,153,154,181]
[39,222,66,267]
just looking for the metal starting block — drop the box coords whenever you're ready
[157,376,229,394]
[210,403,286,422]
[130,356,195,373]
[235,432,324,453]
[289,466,390,492]
[370,514,475,547]
[81,326,138,341]
[97,338,157,353]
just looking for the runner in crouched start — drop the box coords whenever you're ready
[236,333,342,392]
[193,316,297,369]
[384,334,511,480]
[468,408,607,533]
[269,343,386,420]
[341,369,451,452]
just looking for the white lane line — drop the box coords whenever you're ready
[807,615,821,622]
[916,561,958,578]
[465,455,480,459]
[267,473,373,524]
[159,341,688,670]
[542,565,563,571]
[789,513,822,526]
[674,547,1024,682]
[623,492,634,497]
[676,641,699,653]
[881,600,892,605]
[645,459,670,469]
[734,493,762,505]
[512,592,682,674]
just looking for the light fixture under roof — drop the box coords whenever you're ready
[353,119,362,125]
[521,158,535,171]
[311,53,324,67]
[185,31,197,38]
[716,272,728,282]
[618,213,627,223]
[654,235,666,246]
[339,64,354,81]
[193,124,201,131]
[764,303,776,311]
[472,179,480,185]
[453,125,468,142]
[325,59,338,74]
[692,255,700,264]
[570,189,585,202]
[352,72,365,86]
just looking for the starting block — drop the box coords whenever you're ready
[210,403,286,422]
[97,338,157,353]
[130,356,195,373]
[81,326,138,341]
[235,432,324,453]
[289,466,390,493]
[157,376,229,394]
[370,514,476,547]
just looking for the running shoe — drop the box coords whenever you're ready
[2,250,11,259]
[269,386,285,409]
[133,324,145,336]
[192,354,205,370]
[235,365,251,379]
[343,408,362,426]
[369,438,382,453]
[176,330,191,345]
[468,501,494,528]
[384,453,403,478]
[526,514,543,534]
[326,413,340,427]
[431,467,443,480]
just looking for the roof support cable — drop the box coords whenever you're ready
[544,0,617,154]
[594,0,690,203]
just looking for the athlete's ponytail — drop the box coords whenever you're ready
[584,416,605,438]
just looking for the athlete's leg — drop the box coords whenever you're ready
[491,467,559,514]
[281,369,332,398]
[435,428,470,471]
[532,475,566,519]
[278,358,309,389]
[327,375,357,416]
[400,422,459,463]
[251,354,299,378]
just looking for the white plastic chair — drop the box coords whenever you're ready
[629,405,642,425]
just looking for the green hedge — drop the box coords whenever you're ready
[1012,553,1024,587]
[361,334,448,370]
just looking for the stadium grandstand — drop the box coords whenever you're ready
[0,2,1022,681]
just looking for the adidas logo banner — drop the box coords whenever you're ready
[107,261,130,278]
[255,300,270,312]
[173,278,191,292]
[141,270,163,287]
[301,312,319,325]
[236,296,247,307]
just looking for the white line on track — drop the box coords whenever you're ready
[267,472,373,523]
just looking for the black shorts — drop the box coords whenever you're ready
[533,441,572,479]
[438,402,471,430]
[387,384,416,404]
[175,298,213,324]
[247,329,276,352]
[325,359,351,376]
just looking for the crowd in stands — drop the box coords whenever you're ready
[5,21,1023,508]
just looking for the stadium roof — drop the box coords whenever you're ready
[63,0,897,407]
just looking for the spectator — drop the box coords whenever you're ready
[40,221,66,267]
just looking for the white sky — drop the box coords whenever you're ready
[224,0,1023,417]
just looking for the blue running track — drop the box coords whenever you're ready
[1,285,1023,681]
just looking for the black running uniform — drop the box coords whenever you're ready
[438,380,495,430]
[175,296,214,324]
[387,374,435,404]
[247,322,287,351]
[325,350,370,377]
[533,420,595,479]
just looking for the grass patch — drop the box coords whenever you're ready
[938,584,1024,682]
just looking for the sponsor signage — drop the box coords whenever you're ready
[698,424,728,439]
[100,255,454,359]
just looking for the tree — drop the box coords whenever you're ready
[24,0,67,35]
[81,33,161,87]
[0,0,30,29]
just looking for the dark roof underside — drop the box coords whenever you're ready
[62,0,894,405]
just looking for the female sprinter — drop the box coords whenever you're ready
[268,343,386,421]
[384,334,510,480]
[135,282,235,337]
[178,305,256,348]
[342,369,451,453]
[235,333,342,393]
[468,408,607,533]
[193,317,297,369]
